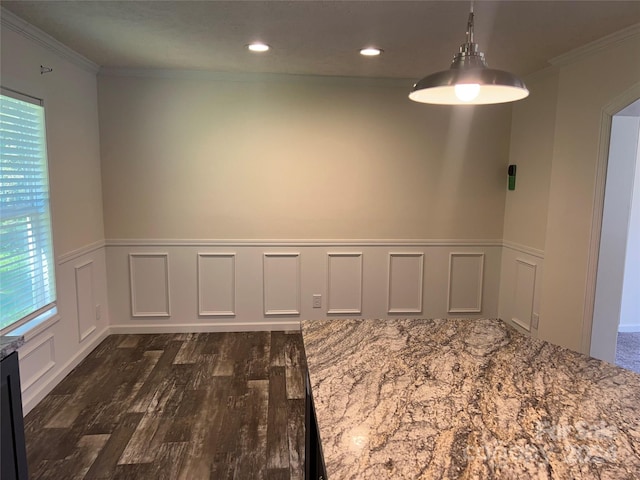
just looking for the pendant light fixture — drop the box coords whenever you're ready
[409,2,529,105]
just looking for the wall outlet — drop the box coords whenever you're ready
[312,294,322,308]
[96,304,102,320]
[531,313,539,329]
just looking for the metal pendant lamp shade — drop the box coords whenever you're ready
[409,6,529,105]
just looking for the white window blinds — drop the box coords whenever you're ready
[0,90,56,332]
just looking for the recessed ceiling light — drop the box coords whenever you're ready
[247,43,270,53]
[360,47,382,56]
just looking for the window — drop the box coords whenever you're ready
[0,89,56,333]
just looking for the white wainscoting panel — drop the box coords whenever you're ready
[498,243,544,336]
[512,259,537,331]
[327,252,363,314]
[197,253,236,316]
[448,252,485,313]
[129,253,171,317]
[75,260,97,341]
[388,253,424,314]
[263,253,300,316]
[106,241,503,331]
[19,332,55,391]
[20,245,111,415]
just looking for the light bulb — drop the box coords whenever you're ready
[454,83,481,102]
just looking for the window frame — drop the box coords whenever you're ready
[0,86,58,337]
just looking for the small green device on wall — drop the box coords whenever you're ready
[508,164,517,191]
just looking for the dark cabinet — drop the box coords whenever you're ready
[1,351,29,480]
[305,372,327,480]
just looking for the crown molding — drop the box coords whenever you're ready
[550,23,640,67]
[1,7,99,74]
[522,65,559,85]
[98,67,413,88]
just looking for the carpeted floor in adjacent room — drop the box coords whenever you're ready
[616,332,640,374]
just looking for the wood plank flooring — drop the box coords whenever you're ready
[23,331,307,480]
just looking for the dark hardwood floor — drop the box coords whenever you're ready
[23,331,307,480]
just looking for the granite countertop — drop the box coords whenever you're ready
[302,318,640,479]
[0,335,25,361]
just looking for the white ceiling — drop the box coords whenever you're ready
[2,1,640,80]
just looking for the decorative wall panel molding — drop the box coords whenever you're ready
[19,332,55,391]
[75,260,96,341]
[388,253,424,314]
[512,259,537,331]
[18,242,110,415]
[107,242,502,329]
[129,253,171,317]
[448,252,485,313]
[327,252,363,314]
[263,253,301,316]
[197,253,236,316]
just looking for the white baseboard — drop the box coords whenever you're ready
[618,324,640,333]
[109,321,302,335]
[502,317,534,336]
[21,326,111,415]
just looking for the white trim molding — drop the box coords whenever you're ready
[387,252,424,314]
[128,253,171,318]
[448,252,485,314]
[1,7,99,73]
[106,238,503,248]
[98,67,414,88]
[511,259,537,332]
[582,82,640,354]
[18,332,56,392]
[523,65,559,85]
[502,240,545,259]
[263,253,301,316]
[550,23,640,68]
[197,253,236,317]
[57,240,105,265]
[110,321,302,335]
[618,325,640,333]
[106,239,503,325]
[327,252,363,315]
[74,260,97,342]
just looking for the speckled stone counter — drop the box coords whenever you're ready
[0,335,25,360]
[302,318,640,479]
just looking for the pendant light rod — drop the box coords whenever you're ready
[466,2,474,45]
